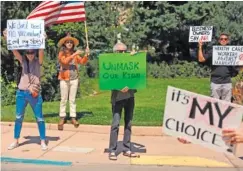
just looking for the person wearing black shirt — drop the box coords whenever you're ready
[198,33,238,102]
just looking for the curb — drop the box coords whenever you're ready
[1,157,72,166]
[1,122,164,136]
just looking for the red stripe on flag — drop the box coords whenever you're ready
[27,5,85,19]
[34,3,61,12]
[46,18,86,27]
[27,1,86,26]
[44,11,86,22]
[32,1,52,13]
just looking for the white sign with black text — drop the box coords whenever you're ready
[213,46,243,66]
[7,19,45,50]
[163,86,243,154]
[189,26,213,42]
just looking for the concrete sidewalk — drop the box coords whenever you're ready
[1,122,243,168]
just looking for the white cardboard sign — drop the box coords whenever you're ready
[213,46,243,66]
[189,26,213,42]
[163,86,243,154]
[7,19,45,50]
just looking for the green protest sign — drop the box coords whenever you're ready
[99,53,146,90]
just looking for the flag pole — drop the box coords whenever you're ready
[84,20,89,49]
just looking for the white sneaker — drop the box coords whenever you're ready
[41,143,48,151]
[8,142,19,150]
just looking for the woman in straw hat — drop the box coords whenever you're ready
[57,33,89,130]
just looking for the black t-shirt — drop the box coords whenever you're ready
[203,49,238,84]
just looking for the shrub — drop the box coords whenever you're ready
[147,60,211,78]
[78,65,98,97]
[0,76,17,106]
[86,57,211,79]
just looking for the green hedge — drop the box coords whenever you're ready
[1,58,211,106]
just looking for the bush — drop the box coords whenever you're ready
[0,76,17,106]
[78,65,98,97]
[232,69,243,105]
[86,58,211,79]
[147,60,211,78]
[40,59,60,102]
[1,55,211,106]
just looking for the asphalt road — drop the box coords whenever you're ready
[1,163,243,171]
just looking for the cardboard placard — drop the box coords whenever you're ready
[213,46,243,66]
[7,19,45,50]
[99,53,146,90]
[163,86,243,154]
[189,26,213,42]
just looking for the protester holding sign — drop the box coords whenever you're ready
[108,52,139,160]
[108,87,137,160]
[57,33,89,130]
[198,33,239,102]
[3,29,48,151]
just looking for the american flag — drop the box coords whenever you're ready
[27,1,86,27]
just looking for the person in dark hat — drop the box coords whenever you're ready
[57,33,89,130]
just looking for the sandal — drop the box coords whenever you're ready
[109,152,117,160]
[123,151,139,158]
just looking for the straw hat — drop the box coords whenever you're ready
[58,33,79,47]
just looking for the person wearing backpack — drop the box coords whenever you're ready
[3,29,48,151]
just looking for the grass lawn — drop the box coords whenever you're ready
[1,78,211,126]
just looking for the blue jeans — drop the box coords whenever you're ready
[14,90,46,140]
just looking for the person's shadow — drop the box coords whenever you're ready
[44,111,93,121]
[104,141,146,156]
[19,136,60,146]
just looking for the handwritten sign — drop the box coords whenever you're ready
[213,46,243,66]
[189,26,213,42]
[163,86,243,154]
[7,19,45,50]
[99,53,146,90]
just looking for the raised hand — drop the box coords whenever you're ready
[3,28,7,39]
[75,49,84,55]
[85,47,90,55]
[198,38,203,47]
[222,128,243,144]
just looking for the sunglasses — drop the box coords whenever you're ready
[220,38,228,41]
[65,41,74,44]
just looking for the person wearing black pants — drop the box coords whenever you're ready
[108,87,138,160]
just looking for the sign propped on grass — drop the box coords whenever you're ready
[163,86,243,154]
[98,53,146,90]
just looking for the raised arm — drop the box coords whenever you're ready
[58,51,76,65]
[38,49,44,65]
[76,48,89,64]
[38,32,47,65]
[198,39,206,63]
[12,50,23,64]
